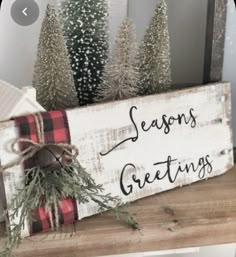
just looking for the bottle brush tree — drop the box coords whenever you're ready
[97,18,139,102]
[33,4,78,111]
[61,0,109,105]
[138,0,172,95]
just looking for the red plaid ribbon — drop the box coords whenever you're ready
[15,110,78,235]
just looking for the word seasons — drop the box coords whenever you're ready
[100,106,213,196]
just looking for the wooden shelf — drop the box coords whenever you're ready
[5,166,236,257]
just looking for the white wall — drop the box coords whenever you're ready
[0,0,127,88]
[108,0,128,47]
[0,0,47,88]
[0,0,217,93]
[128,0,208,86]
[223,0,236,146]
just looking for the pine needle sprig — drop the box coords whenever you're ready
[0,162,138,256]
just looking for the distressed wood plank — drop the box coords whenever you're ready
[3,165,236,257]
[67,82,233,219]
[0,82,234,237]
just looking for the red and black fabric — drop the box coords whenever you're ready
[15,110,78,235]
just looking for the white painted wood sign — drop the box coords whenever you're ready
[0,82,234,237]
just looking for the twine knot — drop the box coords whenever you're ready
[2,113,79,171]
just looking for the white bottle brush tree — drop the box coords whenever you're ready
[33,4,78,111]
[97,18,139,102]
[61,0,109,106]
[138,0,172,95]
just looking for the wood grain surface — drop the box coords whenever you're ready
[0,82,233,237]
[67,81,233,220]
[0,165,235,257]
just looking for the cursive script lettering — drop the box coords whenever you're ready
[100,106,139,156]
[100,106,197,156]
[120,155,213,196]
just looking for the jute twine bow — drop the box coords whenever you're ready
[1,113,79,229]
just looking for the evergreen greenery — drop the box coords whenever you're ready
[0,163,138,257]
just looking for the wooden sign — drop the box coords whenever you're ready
[0,82,234,237]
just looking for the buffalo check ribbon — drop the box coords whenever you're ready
[15,110,78,235]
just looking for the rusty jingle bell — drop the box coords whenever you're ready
[35,144,66,171]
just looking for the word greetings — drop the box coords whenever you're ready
[100,106,213,196]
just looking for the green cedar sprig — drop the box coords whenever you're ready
[0,163,138,257]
